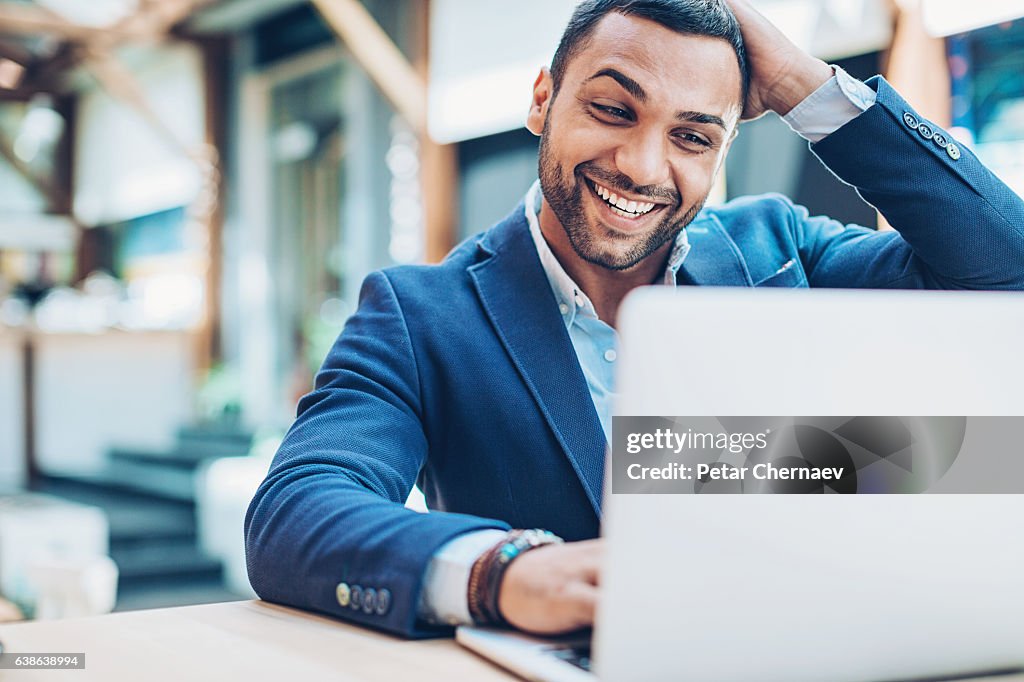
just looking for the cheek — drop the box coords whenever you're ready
[548,111,623,167]
[672,153,723,202]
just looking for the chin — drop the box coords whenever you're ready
[578,243,647,271]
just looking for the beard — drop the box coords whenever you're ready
[537,115,705,272]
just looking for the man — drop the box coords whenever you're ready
[245,0,1024,639]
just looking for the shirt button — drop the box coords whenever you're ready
[350,585,363,610]
[574,294,585,308]
[903,112,919,130]
[947,143,961,161]
[335,582,350,608]
[604,349,617,362]
[917,123,934,140]
[559,303,569,315]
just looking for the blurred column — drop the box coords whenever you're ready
[415,0,459,263]
[198,37,229,372]
[312,0,457,263]
[22,333,36,485]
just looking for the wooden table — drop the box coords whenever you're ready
[0,600,514,681]
[1,600,1022,681]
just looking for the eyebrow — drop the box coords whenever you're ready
[585,67,729,132]
[676,111,727,131]
[586,68,648,103]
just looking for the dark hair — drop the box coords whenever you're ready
[550,0,750,104]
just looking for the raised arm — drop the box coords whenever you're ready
[725,0,1024,289]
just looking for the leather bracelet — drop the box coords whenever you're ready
[467,528,564,626]
[467,535,505,624]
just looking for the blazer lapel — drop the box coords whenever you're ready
[677,214,754,286]
[469,208,606,515]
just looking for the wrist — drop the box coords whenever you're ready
[467,529,563,626]
[767,58,834,116]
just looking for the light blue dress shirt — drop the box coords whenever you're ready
[523,180,690,444]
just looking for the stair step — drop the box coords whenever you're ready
[33,477,197,550]
[106,507,197,547]
[111,540,222,583]
[109,446,248,470]
[177,425,253,450]
[49,463,199,502]
[114,577,244,613]
[32,475,195,515]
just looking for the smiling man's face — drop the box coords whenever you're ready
[528,12,744,271]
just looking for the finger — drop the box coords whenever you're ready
[577,552,603,585]
[576,540,605,583]
[564,581,599,626]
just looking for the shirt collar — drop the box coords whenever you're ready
[523,180,690,328]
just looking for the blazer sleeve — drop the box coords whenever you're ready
[793,76,1024,289]
[244,270,510,638]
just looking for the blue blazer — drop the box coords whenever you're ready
[245,77,1024,638]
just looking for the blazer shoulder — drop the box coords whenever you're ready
[376,256,472,302]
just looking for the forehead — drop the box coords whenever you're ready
[567,12,743,113]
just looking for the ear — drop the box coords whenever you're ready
[526,67,554,137]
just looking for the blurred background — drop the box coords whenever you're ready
[0,0,1021,622]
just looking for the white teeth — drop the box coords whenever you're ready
[593,181,658,216]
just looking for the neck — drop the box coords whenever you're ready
[538,199,671,328]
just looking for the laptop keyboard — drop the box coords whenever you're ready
[551,645,592,672]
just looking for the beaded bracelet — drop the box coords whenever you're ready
[467,528,564,626]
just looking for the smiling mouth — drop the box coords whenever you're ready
[589,180,664,219]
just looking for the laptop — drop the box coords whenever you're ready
[457,288,1024,681]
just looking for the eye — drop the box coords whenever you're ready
[590,103,633,123]
[673,131,712,151]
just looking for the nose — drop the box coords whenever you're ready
[613,126,671,190]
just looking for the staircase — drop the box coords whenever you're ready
[30,425,254,611]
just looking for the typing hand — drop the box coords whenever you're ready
[498,539,603,635]
[723,0,834,119]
